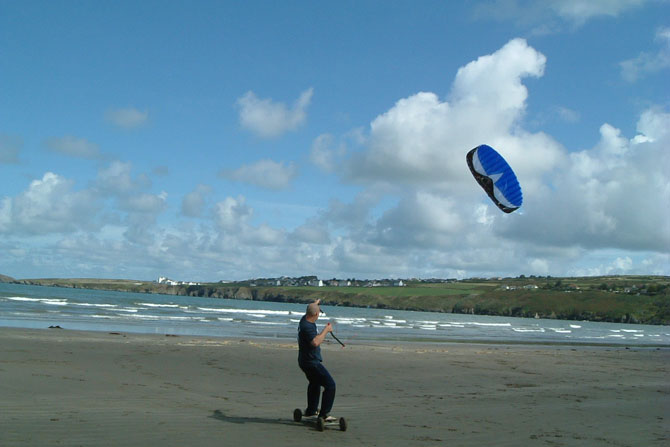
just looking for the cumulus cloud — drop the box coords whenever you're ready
[181,185,212,217]
[620,27,670,82]
[310,133,353,172]
[500,107,670,253]
[0,172,101,235]
[373,192,466,249]
[241,224,285,247]
[0,157,173,244]
[96,161,150,195]
[236,88,313,138]
[120,192,167,214]
[312,38,668,278]
[290,221,331,244]
[105,107,149,129]
[214,196,253,231]
[0,134,22,164]
[45,136,102,159]
[220,159,298,190]
[348,39,560,187]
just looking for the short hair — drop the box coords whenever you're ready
[306,302,320,316]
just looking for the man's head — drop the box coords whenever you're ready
[306,302,320,322]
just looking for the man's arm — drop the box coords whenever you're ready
[311,322,332,347]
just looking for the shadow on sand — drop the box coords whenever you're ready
[210,409,296,427]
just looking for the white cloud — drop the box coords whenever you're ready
[311,39,668,278]
[214,196,252,231]
[555,106,580,123]
[45,136,102,159]
[551,0,648,25]
[0,134,22,164]
[241,224,285,246]
[501,107,670,253]
[0,198,13,232]
[474,0,649,31]
[569,255,638,277]
[311,134,338,172]
[290,221,331,244]
[0,172,101,235]
[620,27,670,82]
[373,192,465,249]
[120,192,167,214]
[105,107,149,129]
[348,39,559,187]
[529,258,550,275]
[236,88,313,138]
[221,159,298,190]
[181,185,211,217]
[96,161,150,195]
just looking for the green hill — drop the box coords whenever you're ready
[0,274,15,283]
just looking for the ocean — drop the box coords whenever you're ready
[1,283,668,346]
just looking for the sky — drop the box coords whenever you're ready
[1,0,669,282]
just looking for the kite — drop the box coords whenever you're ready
[466,144,522,213]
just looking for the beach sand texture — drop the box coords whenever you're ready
[1,328,668,446]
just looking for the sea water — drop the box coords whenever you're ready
[1,283,668,346]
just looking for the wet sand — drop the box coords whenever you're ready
[0,327,668,446]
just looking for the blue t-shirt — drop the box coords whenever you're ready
[298,315,322,366]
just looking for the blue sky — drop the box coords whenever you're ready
[1,0,669,281]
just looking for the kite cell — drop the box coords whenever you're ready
[466,144,522,213]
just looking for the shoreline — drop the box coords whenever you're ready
[4,323,670,349]
[1,327,668,446]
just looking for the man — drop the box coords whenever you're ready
[297,298,336,421]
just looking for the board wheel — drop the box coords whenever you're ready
[316,417,325,432]
[293,408,302,422]
[339,417,347,431]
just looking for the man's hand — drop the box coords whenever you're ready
[311,322,333,347]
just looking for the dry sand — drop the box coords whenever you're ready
[0,327,668,446]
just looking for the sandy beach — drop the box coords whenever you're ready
[0,328,667,446]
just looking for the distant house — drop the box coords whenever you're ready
[157,276,199,286]
[158,276,179,285]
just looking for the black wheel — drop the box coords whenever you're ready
[316,417,325,432]
[339,417,347,431]
[293,408,302,422]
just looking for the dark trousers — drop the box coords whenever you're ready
[299,362,336,417]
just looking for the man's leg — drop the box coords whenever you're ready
[301,365,321,415]
[316,364,336,418]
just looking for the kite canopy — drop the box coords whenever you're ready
[466,144,522,213]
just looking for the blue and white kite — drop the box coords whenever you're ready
[466,144,522,213]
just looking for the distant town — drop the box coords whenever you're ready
[155,274,661,295]
[158,275,409,288]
